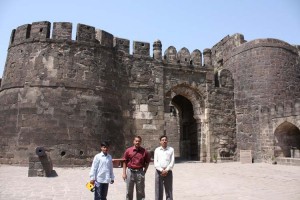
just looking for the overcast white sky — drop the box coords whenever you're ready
[0,0,299,78]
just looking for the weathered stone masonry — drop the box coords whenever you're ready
[0,21,299,166]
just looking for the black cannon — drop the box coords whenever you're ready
[28,146,57,177]
[35,146,47,157]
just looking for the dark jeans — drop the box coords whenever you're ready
[94,183,109,200]
[155,170,173,200]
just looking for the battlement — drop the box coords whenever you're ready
[10,21,114,48]
[258,99,300,118]
[224,38,299,63]
[52,22,72,40]
[163,46,206,68]
[9,21,209,68]
[133,41,150,57]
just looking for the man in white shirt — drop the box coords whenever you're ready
[154,135,175,200]
[89,142,115,200]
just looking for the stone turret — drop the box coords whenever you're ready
[203,48,212,67]
[153,39,162,60]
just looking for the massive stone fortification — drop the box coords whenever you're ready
[0,21,299,166]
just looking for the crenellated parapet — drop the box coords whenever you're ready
[163,46,205,68]
[10,21,51,45]
[210,33,245,69]
[3,21,122,92]
[225,38,299,62]
[3,21,212,94]
[258,99,300,119]
[8,21,210,70]
[9,21,114,48]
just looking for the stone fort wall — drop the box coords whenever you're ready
[0,21,126,165]
[211,34,300,162]
[0,21,299,166]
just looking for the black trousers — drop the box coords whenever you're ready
[155,170,173,200]
[94,183,109,200]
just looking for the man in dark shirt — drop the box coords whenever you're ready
[122,136,151,200]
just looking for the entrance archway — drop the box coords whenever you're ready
[172,95,199,160]
[274,121,300,157]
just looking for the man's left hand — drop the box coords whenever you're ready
[161,170,168,177]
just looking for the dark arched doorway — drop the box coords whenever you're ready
[274,122,300,157]
[172,95,198,160]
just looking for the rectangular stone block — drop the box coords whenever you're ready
[240,150,252,164]
[142,124,157,130]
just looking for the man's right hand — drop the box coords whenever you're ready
[122,173,127,181]
[90,180,95,185]
[161,170,168,177]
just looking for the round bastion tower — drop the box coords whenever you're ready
[0,21,125,166]
[213,35,300,161]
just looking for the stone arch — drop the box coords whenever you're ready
[165,83,205,161]
[169,84,204,116]
[274,121,300,158]
[166,83,205,116]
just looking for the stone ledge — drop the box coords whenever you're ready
[276,157,300,166]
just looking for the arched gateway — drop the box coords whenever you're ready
[274,121,300,158]
[165,83,207,162]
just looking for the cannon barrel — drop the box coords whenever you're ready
[35,146,46,157]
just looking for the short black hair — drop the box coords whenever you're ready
[134,135,142,141]
[101,141,109,147]
[159,135,167,141]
